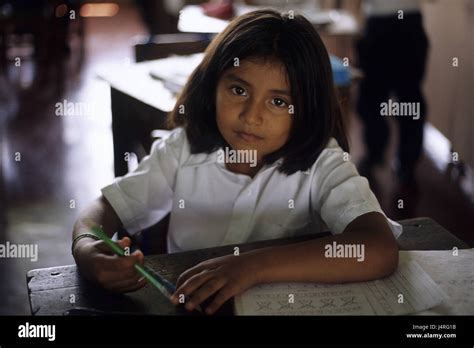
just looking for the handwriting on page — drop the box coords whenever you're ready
[234,260,446,315]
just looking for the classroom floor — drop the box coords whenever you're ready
[0,4,473,315]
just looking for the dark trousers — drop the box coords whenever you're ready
[356,12,429,181]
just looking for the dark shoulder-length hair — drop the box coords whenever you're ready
[168,9,349,175]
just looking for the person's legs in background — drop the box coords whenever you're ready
[356,73,391,178]
[356,18,392,185]
[392,12,429,189]
[393,86,426,187]
[386,12,429,219]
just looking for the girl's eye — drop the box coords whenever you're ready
[231,86,247,96]
[271,98,288,108]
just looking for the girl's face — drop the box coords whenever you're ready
[216,58,293,168]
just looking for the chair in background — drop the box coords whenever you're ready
[134,33,209,62]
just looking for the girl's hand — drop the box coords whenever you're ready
[170,253,260,315]
[74,237,147,293]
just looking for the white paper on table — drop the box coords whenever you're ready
[233,251,465,315]
[402,249,474,315]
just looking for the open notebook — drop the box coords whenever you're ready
[234,249,474,315]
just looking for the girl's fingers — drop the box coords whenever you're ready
[205,284,239,315]
[176,260,219,288]
[94,251,144,285]
[172,270,214,304]
[93,237,131,255]
[116,237,131,249]
[131,250,145,264]
[96,256,139,277]
[82,236,146,292]
[176,265,208,288]
[184,278,226,311]
[98,249,144,272]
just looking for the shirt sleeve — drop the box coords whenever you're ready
[101,127,186,235]
[311,139,402,237]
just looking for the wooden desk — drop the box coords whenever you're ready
[27,217,469,316]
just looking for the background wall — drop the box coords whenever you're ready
[422,0,474,168]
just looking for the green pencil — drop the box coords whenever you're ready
[90,225,175,298]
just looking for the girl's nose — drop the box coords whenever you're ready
[239,100,263,125]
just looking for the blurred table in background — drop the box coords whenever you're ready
[178,3,360,60]
[178,4,358,35]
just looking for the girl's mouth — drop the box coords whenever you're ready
[235,131,264,142]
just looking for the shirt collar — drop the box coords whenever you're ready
[182,147,284,170]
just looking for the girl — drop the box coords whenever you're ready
[72,9,401,315]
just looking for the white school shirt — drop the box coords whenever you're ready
[102,127,402,253]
